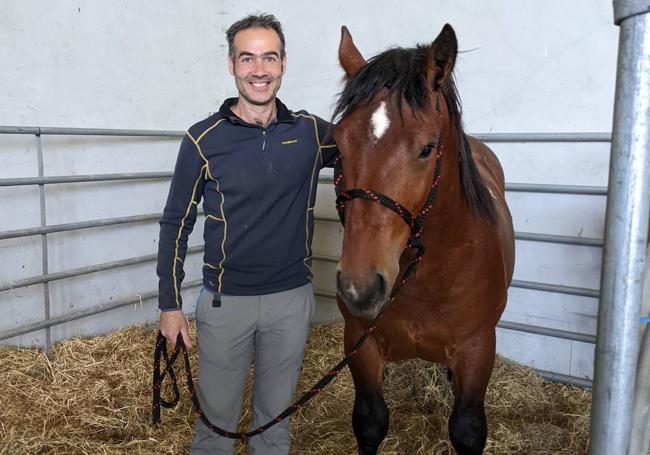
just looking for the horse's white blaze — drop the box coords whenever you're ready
[371,102,390,140]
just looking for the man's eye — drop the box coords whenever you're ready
[240,57,252,63]
[419,144,434,159]
[265,56,277,62]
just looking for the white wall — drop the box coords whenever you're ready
[0,1,619,381]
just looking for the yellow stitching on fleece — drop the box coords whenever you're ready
[172,164,207,307]
[189,122,228,290]
[206,214,224,222]
[291,113,323,272]
[197,118,227,144]
[215,178,228,292]
[291,113,322,147]
[203,262,219,269]
[186,131,213,180]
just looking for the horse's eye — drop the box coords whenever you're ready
[419,144,434,159]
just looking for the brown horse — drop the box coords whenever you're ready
[333,24,515,454]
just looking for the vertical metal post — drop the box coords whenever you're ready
[36,132,52,352]
[589,3,650,454]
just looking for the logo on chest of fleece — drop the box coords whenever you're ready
[281,139,299,145]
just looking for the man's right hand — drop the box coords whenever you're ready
[159,309,192,349]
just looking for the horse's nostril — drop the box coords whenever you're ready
[375,273,386,297]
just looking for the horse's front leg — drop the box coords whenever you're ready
[447,329,496,455]
[345,322,388,455]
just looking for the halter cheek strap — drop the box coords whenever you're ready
[333,146,443,254]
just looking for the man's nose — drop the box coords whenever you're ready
[252,58,265,75]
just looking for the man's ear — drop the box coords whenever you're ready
[425,24,458,89]
[339,26,366,78]
[281,54,287,75]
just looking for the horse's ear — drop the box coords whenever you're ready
[339,26,366,78]
[426,23,458,89]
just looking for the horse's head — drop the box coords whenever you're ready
[334,24,458,319]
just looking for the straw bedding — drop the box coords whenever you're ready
[0,321,590,454]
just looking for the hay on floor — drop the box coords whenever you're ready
[0,321,590,454]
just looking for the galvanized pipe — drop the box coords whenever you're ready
[315,216,603,247]
[0,251,600,300]
[313,254,599,298]
[504,183,607,196]
[0,213,163,240]
[470,132,611,143]
[36,135,51,352]
[0,246,204,292]
[0,172,172,187]
[589,5,650,455]
[497,320,596,344]
[510,279,599,299]
[628,244,650,455]
[0,126,610,142]
[0,127,606,142]
[0,279,203,342]
[319,175,607,196]
[0,210,205,240]
[0,125,184,137]
[0,215,604,249]
[535,369,593,389]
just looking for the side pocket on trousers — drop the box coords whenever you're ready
[194,288,205,323]
[308,282,317,324]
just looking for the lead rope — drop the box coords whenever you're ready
[152,147,443,439]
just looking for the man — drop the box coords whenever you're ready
[156,13,337,455]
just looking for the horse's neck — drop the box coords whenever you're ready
[423,131,472,237]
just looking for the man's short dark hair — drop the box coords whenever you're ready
[226,13,286,58]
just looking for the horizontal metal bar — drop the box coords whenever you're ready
[0,245,204,292]
[497,320,596,343]
[0,125,184,137]
[505,183,607,195]
[312,255,600,298]
[515,231,603,247]
[534,369,593,388]
[314,290,596,344]
[0,172,172,187]
[511,279,599,298]
[317,175,607,196]
[470,132,611,143]
[0,213,162,240]
[0,279,203,341]
[313,217,603,247]
[0,127,609,142]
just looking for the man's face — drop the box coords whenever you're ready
[228,27,286,107]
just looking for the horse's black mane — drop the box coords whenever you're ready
[333,45,496,221]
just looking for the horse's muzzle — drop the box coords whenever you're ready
[336,271,387,318]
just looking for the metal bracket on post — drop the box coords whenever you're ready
[589,3,650,455]
[613,0,650,24]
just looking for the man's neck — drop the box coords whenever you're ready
[231,99,277,127]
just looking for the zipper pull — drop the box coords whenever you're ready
[262,130,267,151]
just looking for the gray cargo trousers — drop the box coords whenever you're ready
[190,282,315,455]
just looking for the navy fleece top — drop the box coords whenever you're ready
[156,98,337,310]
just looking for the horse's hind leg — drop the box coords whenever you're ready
[447,330,496,455]
[346,326,388,455]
